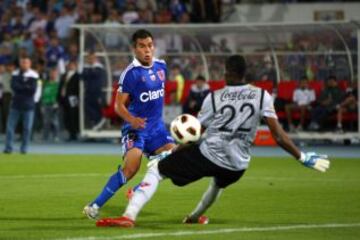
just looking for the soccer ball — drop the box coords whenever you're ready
[170,114,202,144]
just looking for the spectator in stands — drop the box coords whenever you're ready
[122,3,139,24]
[0,62,15,133]
[3,56,39,154]
[18,32,34,56]
[212,38,231,53]
[82,52,106,129]
[257,55,277,86]
[64,42,79,63]
[284,77,315,132]
[191,0,222,23]
[0,65,3,131]
[32,61,44,137]
[182,75,210,115]
[33,28,47,51]
[46,37,65,73]
[55,6,77,41]
[58,60,80,141]
[41,68,60,141]
[28,8,47,38]
[170,64,184,103]
[0,45,12,65]
[169,0,187,22]
[308,76,344,131]
[336,81,358,133]
[104,9,122,49]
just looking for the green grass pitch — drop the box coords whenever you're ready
[0,154,359,240]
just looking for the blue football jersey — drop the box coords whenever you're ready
[118,58,167,130]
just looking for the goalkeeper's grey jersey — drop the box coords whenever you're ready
[198,84,277,171]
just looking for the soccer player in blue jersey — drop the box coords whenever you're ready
[83,29,176,219]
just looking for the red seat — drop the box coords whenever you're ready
[254,80,274,94]
[338,80,349,91]
[101,82,119,119]
[308,80,324,98]
[165,81,177,105]
[209,80,226,91]
[276,81,299,121]
[277,81,298,101]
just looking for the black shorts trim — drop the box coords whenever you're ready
[158,144,245,188]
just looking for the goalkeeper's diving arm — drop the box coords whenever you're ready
[264,117,330,172]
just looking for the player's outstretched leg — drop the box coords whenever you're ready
[83,169,127,219]
[95,160,163,227]
[183,178,222,224]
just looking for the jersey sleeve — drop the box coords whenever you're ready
[118,70,136,94]
[261,91,277,119]
[197,92,214,127]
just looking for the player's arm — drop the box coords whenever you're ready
[261,91,330,172]
[265,116,329,172]
[115,92,146,129]
[265,117,300,159]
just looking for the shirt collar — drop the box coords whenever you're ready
[132,58,153,68]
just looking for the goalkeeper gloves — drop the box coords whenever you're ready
[299,152,330,172]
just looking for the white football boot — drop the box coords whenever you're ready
[83,203,100,220]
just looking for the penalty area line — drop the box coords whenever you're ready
[53,222,360,240]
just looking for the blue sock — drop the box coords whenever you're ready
[91,169,126,207]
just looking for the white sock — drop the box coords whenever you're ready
[189,178,222,220]
[123,162,163,221]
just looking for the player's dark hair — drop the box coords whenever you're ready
[225,55,246,84]
[132,29,153,46]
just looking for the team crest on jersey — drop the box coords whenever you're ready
[157,70,165,81]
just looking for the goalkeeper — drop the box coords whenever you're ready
[96,55,330,228]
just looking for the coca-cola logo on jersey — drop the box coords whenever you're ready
[220,89,257,101]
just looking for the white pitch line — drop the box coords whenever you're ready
[53,222,360,240]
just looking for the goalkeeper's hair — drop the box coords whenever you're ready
[132,29,153,46]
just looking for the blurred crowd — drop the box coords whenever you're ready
[0,0,358,153]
